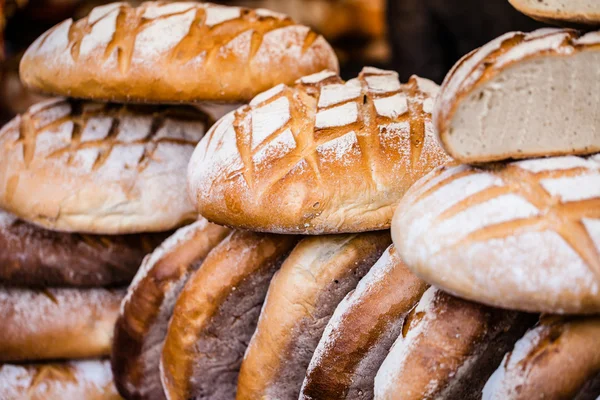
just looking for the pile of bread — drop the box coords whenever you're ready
[0,0,599,399]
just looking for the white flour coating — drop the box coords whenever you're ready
[298,70,337,84]
[378,122,411,158]
[80,116,113,142]
[317,131,360,163]
[79,8,119,56]
[251,96,291,149]
[142,2,196,19]
[218,29,252,60]
[0,210,17,227]
[99,144,145,178]
[374,93,409,118]
[72,148,101,173]
[35,19,72,55]
[33,100,71,128]
[514,155,599,173]
[404,165,471,207]
[317,80,362,108]
[133,9,195,59]
[251,25,312,71]
[495,32,572,68]
[422,98,435,114]
[575,31,600,45]
[34,121,73,158]
[526,27,563,40]
[414,76,440,98]
[156,119,206,142]
[540,174,600,202]
[116,115,153,142]
[249,84,285,107]
[253,128,296,165]
[88,2,123,24]
[204,5,242,27]
[255,8,287,19]
[364,74,402,94]
[583,219,600,254]
[28,98,65,115]
[362,66,394,75]
[315,102,358,129]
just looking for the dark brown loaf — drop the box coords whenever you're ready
[112,219,230,400]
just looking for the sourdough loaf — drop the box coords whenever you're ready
[392,155,600,314]
[188,67,451,234]
[19,2,338,103]
[435,28,600,163]
[509,0,600,27]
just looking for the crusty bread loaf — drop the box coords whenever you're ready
[0,209,168,287]
[483,315,600,400]
[236,232,391,400]
[509,0,600,27]
[300,245,428,400]
[19,2,338,103]
[112,219,230,400]
[0,98,211,234]
[160,230,297,400]
[392,155,600,314]
[374,287,535,400]
[188,67,451,234]
[0,359,122,400]
[435,28,600,163]
[0,287,123,362]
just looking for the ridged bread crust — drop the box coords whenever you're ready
[19,1,339,103]
[0,98,211,234]
[509,0,600,27]
[188,67,451,234]
[391,155,600,314]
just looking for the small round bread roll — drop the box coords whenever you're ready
[435,29,600,163]
[483,315,600,400]
[0,287,124,362]
[0,209,167,287]
[0,98,211,234]
[0,359,121,400]
[112,219,230,400]
[392,155,600,314]
[188,67,451,234]
[19,2,339,103]
[509,0,600,27]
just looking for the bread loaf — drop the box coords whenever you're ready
[112,219,230,400]
[0,209,167,287]
[160,231,297,400]
[236,232,391,400]
[0,287,123,362]
[0,359,121,400]
[300,245,428,400]
[188,67,451,234]
[0,98,211,234]
[483,315,600,400]
[19,2,338,103]
[435,28,600,163]
[374,287,535,400]
[392,155,600,314]
[509,0,600,27]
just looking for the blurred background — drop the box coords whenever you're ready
[0,0,544,124]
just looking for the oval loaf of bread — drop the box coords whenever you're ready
[392,155,600,314]
[19,2,338,103]
[435,28,600,163]
[112,219,230,400]
[0,98,211,234]
[509,0,600,27]
[188,67,451,234]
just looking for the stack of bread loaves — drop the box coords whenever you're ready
[0,1,338,399]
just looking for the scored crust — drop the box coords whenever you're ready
[509,0,600,27]
[391,154,600,314]
[0,98,211,234]
[188,67,451,234]
[19,2,339,103]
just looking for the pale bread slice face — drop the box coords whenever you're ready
[509,0,600,27]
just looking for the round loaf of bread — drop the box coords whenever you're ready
[188,67,451,234]
[509,0,600,27]
[483,315,600,400]
[112,218,230,400]
[435,29,600,163]
[0,287,124,362]
[391,155,600,314]
[19,2,339,103]
[0,360,121,400]
[0,209,168,287]
[0,98,211,234]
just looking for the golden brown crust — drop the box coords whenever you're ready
[189,68,451,234]
[112,218,230,400]
[509,0,600,28]
[19,2,339,103]
[0,98,211,234]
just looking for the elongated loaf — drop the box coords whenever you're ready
[300,245,428,400]
[236,232,391,400]
[483,316,600,400]
[374,287,534,400]
[509,0,600,27]
[392,155,600,314]
[0,98,210,234]
[112,219,230,400]
[19,2,338,103]
[435,28,600,163]
[188,67,451,234]
[0,287,123,362]
[161,231,298,400]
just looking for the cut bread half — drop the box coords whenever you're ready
[509,0,600,27]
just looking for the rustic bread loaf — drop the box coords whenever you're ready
[0,359,121,400]
[300,245,428,400]
[435,28,600,163]
[19,2,338,103]
[236,232,391,400]
[509,0,600,27]
[112,219,230,400]
[0,287,123,362]
[188,67,451,234]
[0,98,211,234]
[374,287,534,400]
[483,315,600,400]
[392,155,600,314]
